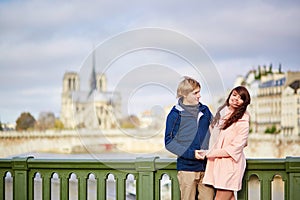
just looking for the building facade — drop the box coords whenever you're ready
[60,69,121,129]
[234,65,300,135]
[281,73,300,136]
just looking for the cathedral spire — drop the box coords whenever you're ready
[88,49,97,97]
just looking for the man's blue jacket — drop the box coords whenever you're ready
[164,103,212,171]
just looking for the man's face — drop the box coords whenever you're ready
[183,87,201,105]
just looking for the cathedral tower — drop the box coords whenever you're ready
[60,72,79,128]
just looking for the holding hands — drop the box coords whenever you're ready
[195,150,208,160]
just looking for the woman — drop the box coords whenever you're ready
[197,86,251,200]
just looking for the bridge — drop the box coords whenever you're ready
[0,129,167,158]
[1,130,300,158]
[1,156,300,200]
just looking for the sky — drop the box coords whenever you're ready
[0,0,299,124]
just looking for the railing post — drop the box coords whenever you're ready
[135,157,159,200]
[42,173,51,200]
[60,175,69,200]
[116,173,127,200]
[286,157,300,200]
[237,173,248,200]
[12,156,33,200]
[78,174,87,200]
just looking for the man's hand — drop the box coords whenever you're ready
[195,150,207,160]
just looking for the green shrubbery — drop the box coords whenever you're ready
[264,125,279,134]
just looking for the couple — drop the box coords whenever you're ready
[164,76,251,200]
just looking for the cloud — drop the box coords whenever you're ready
[0,0,299,123]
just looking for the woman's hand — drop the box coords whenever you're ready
[195,150,207,160]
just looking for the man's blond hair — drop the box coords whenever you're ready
[176,76,201,98]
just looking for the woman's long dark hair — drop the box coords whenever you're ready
[211,86,251,130]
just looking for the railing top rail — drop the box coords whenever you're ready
[0,156,178,172]
[1,156,300,171]
[246,156,300,171]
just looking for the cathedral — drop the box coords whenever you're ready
[60,67,121,129]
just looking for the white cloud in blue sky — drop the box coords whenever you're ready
[0,0,299,123]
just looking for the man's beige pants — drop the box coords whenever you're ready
[177,171,214,200]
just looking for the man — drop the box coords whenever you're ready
[164,76,214,200]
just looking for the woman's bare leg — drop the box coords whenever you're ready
[215,189,235,200]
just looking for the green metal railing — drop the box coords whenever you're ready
[0,156,299,200]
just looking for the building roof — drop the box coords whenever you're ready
[289,80,300,92]
[259,77,286,88]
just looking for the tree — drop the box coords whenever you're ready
[120,115,140,129]
[36,112,55,130]
[0,120,3,131]
[263,65,267,75]
[264,125,278,134]
[279,63,282,73]
[16,112,36,131]
[54,118,64,130]
[268,63,273,73]
[255,65,262,80]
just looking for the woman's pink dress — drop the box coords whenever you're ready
[203,107,250,191]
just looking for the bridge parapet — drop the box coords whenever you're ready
[0,129,164,138]
[0,156,300,199]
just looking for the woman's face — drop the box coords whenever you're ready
[229,90,244,109]
[183,87,201,105]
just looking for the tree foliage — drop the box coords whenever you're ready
[54,118,64,130]
[120,115,140,129]
[0,120,3,131]
[264,125,279,134]
[36,112,56,130]
[16,112,36,131]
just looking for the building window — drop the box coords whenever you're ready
[72,78,76,90]
[68,78,72,90]
[99,79,102,91]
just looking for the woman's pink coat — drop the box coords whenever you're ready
[203,107,250,191]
